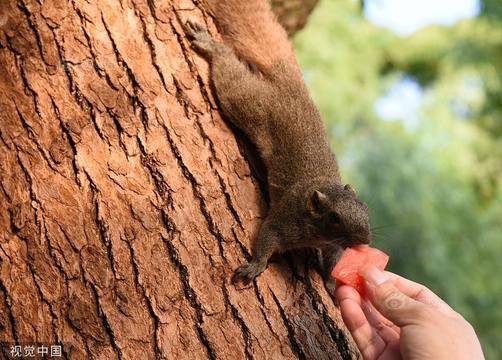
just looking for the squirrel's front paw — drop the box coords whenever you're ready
[231,261,267,285]
[184,20,217,56]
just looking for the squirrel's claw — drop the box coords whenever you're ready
[184,20,217,57]
[231,261,267,285]
[184,20,207,39]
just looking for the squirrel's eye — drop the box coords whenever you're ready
[328,212,340,224]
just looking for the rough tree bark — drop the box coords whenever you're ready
[0,0,360,359]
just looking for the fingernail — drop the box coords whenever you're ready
[361,267,388,286]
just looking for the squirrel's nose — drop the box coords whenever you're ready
[351,234,371,245]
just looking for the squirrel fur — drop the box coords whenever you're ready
[185,0,371,291]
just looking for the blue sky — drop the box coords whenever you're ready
[364,0,480,36]
[364,0,480,122]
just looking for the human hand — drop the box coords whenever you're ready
[335,267,484,360]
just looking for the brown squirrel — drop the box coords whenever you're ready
[185,0,371,291]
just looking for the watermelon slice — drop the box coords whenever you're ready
[331,246,389,296]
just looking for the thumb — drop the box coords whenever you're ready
[361,267,422,327]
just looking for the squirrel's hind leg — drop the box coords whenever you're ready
[185,21,274,145]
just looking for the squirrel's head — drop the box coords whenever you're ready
[308,184,371,248]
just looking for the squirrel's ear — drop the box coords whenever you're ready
[310,190,329,214]
[344,184,356,196]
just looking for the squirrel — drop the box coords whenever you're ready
[185,0,371,292]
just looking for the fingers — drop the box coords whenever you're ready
[337,269,484,360]
[360,300,400,345]
[336,286,386,359]
[335,268,449,359]
[336,285,400,360]
[361,267,443,327]
[336,283,400,334]
[337,284,400,337]
[383,271,445,306]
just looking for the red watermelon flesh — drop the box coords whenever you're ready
[331,246,389,296]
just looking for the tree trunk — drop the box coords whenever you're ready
[0,0,360,359]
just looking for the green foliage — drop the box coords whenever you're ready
[385,18,502,139]
[293,0,502,358]
[481,0,502,20]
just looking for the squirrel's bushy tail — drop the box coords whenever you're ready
[210,0,299,72]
